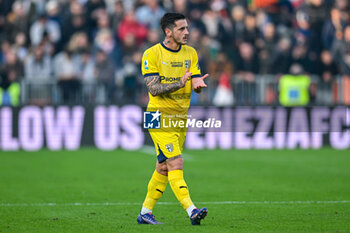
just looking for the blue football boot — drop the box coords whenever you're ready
[190,207,208,225]
[137,212,163,225]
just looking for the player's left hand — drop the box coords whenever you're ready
[192,74,208,93]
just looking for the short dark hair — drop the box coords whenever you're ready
[160,13,186,34]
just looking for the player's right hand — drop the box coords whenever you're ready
[180,68,192,87]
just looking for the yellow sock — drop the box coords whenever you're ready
[168,169,194,210]
[142,170,168,211]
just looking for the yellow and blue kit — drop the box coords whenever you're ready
[141,42,201,162]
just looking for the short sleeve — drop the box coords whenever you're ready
[189,49,201,79]
[141,48,159,77]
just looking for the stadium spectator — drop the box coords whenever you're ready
[332,25,350,105]
[45,0,61,25]
[0,49,23,106]
[54,47,81,103]
[173,0,187,14]
[61,0,85,28]
[24,45,53,104]
[268,37,292,75]
[230,4,246,46]
[74,48,96,82]
[0,0,13,39]
[300,0,327,42]
[110,0,125,31]
[3,1,29,44]
[316,50,338,105]
[332,25,350,74]
[24,45,52,80]
[74,48,96,104]
[300,0,328,72]
[234,42,259,105]
[85,0,107,38]
[61,1,88,46]
[94,10,110,36]
[68,31,90,54]
[95,49,116,103]
[279,63,311,106]
[213,60,234,106]
[117,10,148,57]
[187,27,208,83]
[291,44,312,73]
[0,39,10,63]
[255,9,270,32]
[143,28,161,50]
[216,9,234,50]
[201,9,224,41]
[30,13,61,47]
[135,0,166,29]
[93,28,119,64]
[294,10,312,48]
[335,0,350,18]
[119,61,139,103]
[187,9,206,35]
[322,8,345,50]
[257,22,279,74]
[12,32,28,62]
[242,13,259,46]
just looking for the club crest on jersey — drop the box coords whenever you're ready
[184,60,191,69]
[165,143,174,152]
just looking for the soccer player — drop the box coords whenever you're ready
[137,13,209,225]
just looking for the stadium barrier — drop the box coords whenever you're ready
[18,74,345,106]
[0,105,349,151]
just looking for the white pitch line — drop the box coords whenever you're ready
[1,200,350,207]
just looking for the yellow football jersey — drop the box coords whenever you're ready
[141,42,201,113]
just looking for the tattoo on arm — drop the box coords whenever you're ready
[145,75,183,96]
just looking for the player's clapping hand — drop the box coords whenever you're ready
[192,74,208,93]
[180,68,192,87]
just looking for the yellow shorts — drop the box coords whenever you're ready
[149,130,186,163]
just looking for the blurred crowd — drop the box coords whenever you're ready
[0,0,349,106]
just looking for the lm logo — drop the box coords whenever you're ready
[143,110,161,129]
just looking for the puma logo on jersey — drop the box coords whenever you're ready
[162,61,169,66]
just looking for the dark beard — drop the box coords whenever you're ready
[174,37,186,45]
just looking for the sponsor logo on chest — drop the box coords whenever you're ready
[161,60,191,68]
[171,61,183,67]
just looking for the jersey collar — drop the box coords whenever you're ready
[160,42,182,53]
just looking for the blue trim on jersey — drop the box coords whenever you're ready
[191,74,201,79]
[160,42,182,53]
[157,144,168,163]
[144,73,159,78]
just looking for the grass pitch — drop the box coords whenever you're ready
[0,148,349,233]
